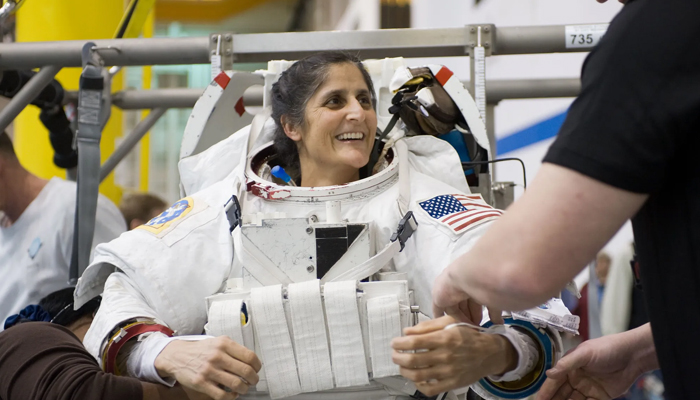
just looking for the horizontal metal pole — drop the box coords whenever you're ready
[486,78,580,102]
[0,37,210,70]
[77,78,580,111]
[0,24,604,69]
[112,88,204,109]
[496,25,572,55]
[99,107,167,182]
[0,65,61,132]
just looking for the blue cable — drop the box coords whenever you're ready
[271,165,295,186]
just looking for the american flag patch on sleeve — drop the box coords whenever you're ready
[418,194,503,234]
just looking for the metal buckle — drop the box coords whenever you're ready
[225,195,242,232]
[390,211,418,251]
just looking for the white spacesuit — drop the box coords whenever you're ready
[75,62,576,400]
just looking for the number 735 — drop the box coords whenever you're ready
[571,34,594,45]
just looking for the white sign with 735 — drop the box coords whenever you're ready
[565,24,609,49]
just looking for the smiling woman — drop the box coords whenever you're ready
[271,52,378,187]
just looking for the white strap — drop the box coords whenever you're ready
[322,240,402,283]
[232,227,293,286]
[247,107,271,154]
[395,139,411,215]
[323,281,369,388]
[287,280,335,393]
[366,295,401,378]
[205,299,251,349]
[250,285,301,399]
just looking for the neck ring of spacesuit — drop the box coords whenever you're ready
[244,141,399,202]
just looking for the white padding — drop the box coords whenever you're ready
[287,280,335,392]
[251,285,301,399]
[367,295,401,378]
[206,299,246,347]
[323,281,370,388]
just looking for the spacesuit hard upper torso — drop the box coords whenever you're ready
[76,122,501,399]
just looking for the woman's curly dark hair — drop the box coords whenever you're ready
[270,51,377,179]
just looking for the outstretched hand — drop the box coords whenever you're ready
[155,336,261,400]
[391,316,517,397]
[431,269,503,324]
[536,335,644,400]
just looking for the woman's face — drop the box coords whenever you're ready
[284,63,377,183]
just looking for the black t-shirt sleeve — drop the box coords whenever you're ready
[0,322,143,400]
[543,0,700,193]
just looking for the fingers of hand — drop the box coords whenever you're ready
[217,336,262,372]
[465,300,483,324]
[431,271,467,312]
[414,376,465,397]
[208,368,251,395]
[568,373,613,400]
[546,346,590,379]
[550,380,576,400]
[211,352,259,387]
[398,363,457,384]
[535,377,568,400]
[176,338,259,396]
[444,305,472,323]
[432,304,445,319]
[402,315,456,336]
[189,379,239,400]
[487,307,504,325]
[391,327,457,352]
[392,346,452,370]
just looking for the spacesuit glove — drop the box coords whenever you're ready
[155,336,262,400]
[487,325,538,382]
[536,324,658,400]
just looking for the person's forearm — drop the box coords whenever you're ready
[445,165,646,311]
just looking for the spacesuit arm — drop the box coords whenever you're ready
[84,272,175,374]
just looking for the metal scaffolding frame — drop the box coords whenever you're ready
[0,23,603,165]
[0,24,602,69]
[0,23,604,277]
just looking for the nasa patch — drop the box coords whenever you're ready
[138,197,194,235]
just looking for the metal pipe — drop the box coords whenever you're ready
[0,65,61,132]
[99,107,166,182]
[0,24,605,69]
[496,25,571,55]
[112,88,203,109]
[0,37,210,70]
[79,78,580,111]
[486,78,580,103]
[0,1,16,24]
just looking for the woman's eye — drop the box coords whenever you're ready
[326,97,341,106]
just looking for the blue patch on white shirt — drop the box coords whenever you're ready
[28,237,42,259]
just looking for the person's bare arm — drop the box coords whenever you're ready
[434,163,647,313]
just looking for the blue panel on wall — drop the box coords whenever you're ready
[496,111,568,155]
